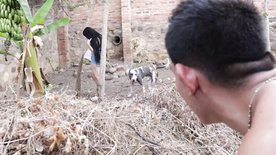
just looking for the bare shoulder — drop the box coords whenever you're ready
[238,85,276,154]
[238,127,276,154]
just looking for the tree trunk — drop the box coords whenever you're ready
[264,0,271,51]
[98,0,109,98]
[75,0,96,97]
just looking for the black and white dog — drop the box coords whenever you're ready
[126,58,171,97]
[126,66,158,97]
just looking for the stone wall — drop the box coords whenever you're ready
[253,0,276,52]
[67,0,276,65]
[67,0,179,66]
[36,3,59,74]
[1,0,276,88]
[267,1,276,51]
[270,18,276,51]
[130,0,177,64]
[67,0,124,64]
[0,42,20,88]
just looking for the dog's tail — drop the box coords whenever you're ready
[156,58,171,70]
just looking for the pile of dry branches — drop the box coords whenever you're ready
[0,84,242,154]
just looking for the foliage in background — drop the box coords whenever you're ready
[0,0,71,96]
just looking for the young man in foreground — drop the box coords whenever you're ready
[165,0,276,154]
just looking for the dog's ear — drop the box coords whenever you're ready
[126,69,130,75]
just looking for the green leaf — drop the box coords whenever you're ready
[262,12,268,17]
[14,41,23,52]
[18,0,33,23]
[0,50,17,58]
[34,17,71,36]
[0,33,8,38]
[31,0,54,27]
[1,33,23,52]
[44,83,53,92]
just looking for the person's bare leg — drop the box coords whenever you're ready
[91,64,100,85]
[90,64,101,101]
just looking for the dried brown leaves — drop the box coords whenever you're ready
[0,84,242,154]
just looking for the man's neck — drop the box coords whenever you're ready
[216,68,276,134]
[209,87,250,134]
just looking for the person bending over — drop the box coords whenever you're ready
[165,0,276,154]
[83,27,102,101]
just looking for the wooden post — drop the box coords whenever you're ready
[75,0,96,97]
[98,0,109,98]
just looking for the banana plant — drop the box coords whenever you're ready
[0,0,71,96]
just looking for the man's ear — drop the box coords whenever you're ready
[175,64,199,96]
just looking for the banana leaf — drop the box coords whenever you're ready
[0,50,16,58]
[31,0,54,27]
[18,0,33,23]
[14,41,23,52]
[1,33,24,53]
[34,17,71,36]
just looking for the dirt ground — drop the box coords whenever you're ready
[0,59,242,155]
[45,59,176,100]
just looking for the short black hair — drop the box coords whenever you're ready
[165,0,275,87]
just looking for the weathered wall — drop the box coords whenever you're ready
[254,0,276,52]
[130,0,177,64]
[67,0,179,66]
[68,0,124,64]
[1,0,276,88]
[35,2,59,74]
[0,42,20,88]
[67,0,276,65]
[270,18,276,50]
[267,1,276,51]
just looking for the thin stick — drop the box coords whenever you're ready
[127,124,161,146]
